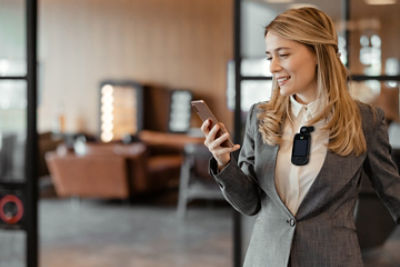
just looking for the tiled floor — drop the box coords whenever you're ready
[39,195,400,267]
[1,192,399,267]
[39,197,232,267]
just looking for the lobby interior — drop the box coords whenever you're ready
[0,0,400,266]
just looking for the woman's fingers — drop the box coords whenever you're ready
[219,122,228,133]
[200,119,211,135]
[209,131,241,153]
[201,121,240,160]
[204,123,220,146]
[209,132,229,149]
[199,121,241,168]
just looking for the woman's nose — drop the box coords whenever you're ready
[269,58,282,73]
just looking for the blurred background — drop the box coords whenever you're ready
[0,0,399,266]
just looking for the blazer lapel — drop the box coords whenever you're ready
[296,151,365,220]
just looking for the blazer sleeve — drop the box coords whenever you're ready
[364,107,400,224]
[209,104,261,216]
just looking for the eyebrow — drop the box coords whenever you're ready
[265,47,291,55]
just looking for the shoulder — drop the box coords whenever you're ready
[356,101,384,122]
[250,101,268,116]
[247,101,268,123]
[244,101,267,134]
[356,101,385,136]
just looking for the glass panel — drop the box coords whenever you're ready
[350,80,399,121]
[0,1,27,266]
[226,60,272,111]
[349,0,400,76]
[0,230,26,267]
[241,0,345,60]
[348,0,400,121]
[0,0,26,77]
[0,80,27,183]
[240,80,273,111]
[168,90,192,133]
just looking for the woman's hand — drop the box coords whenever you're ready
[201,119,241,170]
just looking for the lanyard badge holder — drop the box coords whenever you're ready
[291,126,314,166]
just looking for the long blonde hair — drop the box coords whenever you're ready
[258,7,366,156]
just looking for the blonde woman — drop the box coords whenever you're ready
[201,7,400,267]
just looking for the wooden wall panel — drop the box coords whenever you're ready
[38,0,233,133]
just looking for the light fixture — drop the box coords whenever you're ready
[364,0,397,5]
[100,84,115,142]
[265,0,293,3]
[288,3,318,9]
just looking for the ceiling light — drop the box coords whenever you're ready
[289,3,319,9]
[265,0,294,3]
[364,0,397,5]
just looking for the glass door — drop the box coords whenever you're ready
[0,0,38,266]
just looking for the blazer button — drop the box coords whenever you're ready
[289,218,295,227]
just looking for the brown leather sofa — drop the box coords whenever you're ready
[45,131,204,199]
[46,142,148,199]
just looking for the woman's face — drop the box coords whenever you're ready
[265,31,318,104]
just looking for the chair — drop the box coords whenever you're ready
[138,130,205,190]
[0,133,17,181]
[177,143,224,219]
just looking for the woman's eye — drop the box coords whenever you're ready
[279,54,289,58]
[266,57,272,61]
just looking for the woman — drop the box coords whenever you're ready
[201,7,400,267]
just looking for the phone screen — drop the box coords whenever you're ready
[293,138,308,157]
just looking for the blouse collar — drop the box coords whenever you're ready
[290,95,321,120]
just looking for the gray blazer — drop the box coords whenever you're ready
[210,102,400,267]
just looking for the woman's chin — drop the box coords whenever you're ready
[279,87,293,97]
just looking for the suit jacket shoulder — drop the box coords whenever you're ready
[357,100,383,136]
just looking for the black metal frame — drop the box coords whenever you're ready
[232,0,399,266]
[0,76,27,80]
[239,75,400,82]
[351,75,400,82]
[26,0,38,266]
[233,0,242,266]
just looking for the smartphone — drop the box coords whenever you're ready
[191,100,234,148]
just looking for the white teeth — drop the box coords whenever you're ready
[277,77,289,82]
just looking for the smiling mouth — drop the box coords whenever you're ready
[277,76,290,86]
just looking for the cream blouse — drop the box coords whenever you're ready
[274,96,329,216]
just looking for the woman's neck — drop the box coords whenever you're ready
[293,94,316,105]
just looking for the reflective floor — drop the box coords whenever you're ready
[1,192,399,267]
[39,196,232,267]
